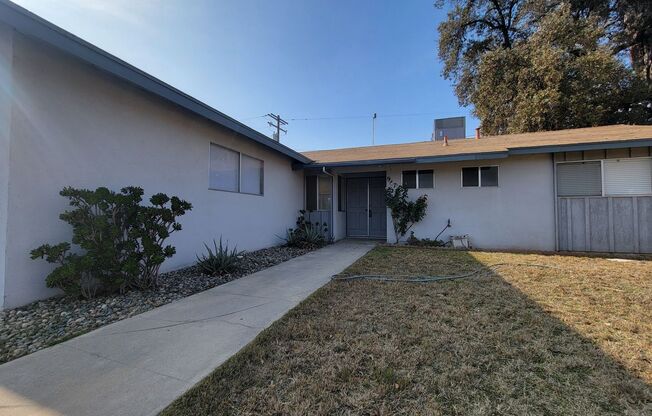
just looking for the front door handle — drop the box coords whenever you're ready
[369,209,372,218]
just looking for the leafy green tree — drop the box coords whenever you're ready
[473,6,647,133]
[565,0,652,84]
[436,0,538,108]
[436,0,651,133]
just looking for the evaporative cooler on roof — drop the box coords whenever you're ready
[433,117,466,141]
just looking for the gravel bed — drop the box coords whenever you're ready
[0,245,313,365]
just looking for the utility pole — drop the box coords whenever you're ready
[372,113,377,145]
[266,113,287,142]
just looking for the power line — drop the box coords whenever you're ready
[288,115,369,121]
[242,114,267,121]
[288,111,436,121]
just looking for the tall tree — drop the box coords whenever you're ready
[473,5,645,133]
[565,0,652,83]
[436,0,537,107]
[437,0,651,133]
[613,0,652,83]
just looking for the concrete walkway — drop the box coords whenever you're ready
[0,240,375,416]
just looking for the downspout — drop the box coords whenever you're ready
[322,167,335,242]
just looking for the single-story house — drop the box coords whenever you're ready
[1,0,651,308]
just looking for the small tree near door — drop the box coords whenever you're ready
[385,179,428,243]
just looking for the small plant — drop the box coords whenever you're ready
[281,210,329,249]
[31,186,192,298]
[385,179,428,243]
[196,238,243,275]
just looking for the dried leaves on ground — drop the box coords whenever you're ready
[163,246,652,416]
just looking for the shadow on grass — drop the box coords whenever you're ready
[162,247,652,415]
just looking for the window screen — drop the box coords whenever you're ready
[241,155,263,195]
[556,162,602,197]
[305,176,317,211]
[480,166,498,187]
[462,167,479,187]
[210,144,239,192]
[604,159,652,195]
[318,176,332,210]
[418,170,434,188]
[402,171,417,188]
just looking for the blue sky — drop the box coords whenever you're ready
[13,0,479,151]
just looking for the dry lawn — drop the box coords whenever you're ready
[162,247,652,415]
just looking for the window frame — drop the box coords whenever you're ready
[318,175,333,211]
[240,153,265,196]
[401,169,434,189]
[556,156,652,197]
[461,165,499,188]
[208,142,264,196]
[305,175,332,212]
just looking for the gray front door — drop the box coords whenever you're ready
[346,176,386,238]
[346,178,368,237]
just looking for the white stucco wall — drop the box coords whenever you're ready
[0,22,13,308]
[3,33,303,308]
[385,154,556,250]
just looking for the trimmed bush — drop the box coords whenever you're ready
[31,186,192,298]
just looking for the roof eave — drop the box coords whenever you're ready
[0,0,312,164]
[508,138,652,155]
[298,137,652,168]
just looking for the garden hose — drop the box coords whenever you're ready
[331,263,558,283]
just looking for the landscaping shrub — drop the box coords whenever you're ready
[385,179,428,243]
[196,238,243,275]
[31,186,192,298]
[282,210,329,249]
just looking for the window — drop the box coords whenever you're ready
[418,170,434,188]
[209,144,239,192]
[462,167,479,187]
[603,158,652,196]
[241,154,264,195]
[462,166,499,187]
[319,176,332,210]
[305,176,317,211]
[556,162,602,197]
[480,166,498,187]
[209,143,263,195]
[402,169,433,189]
[305,175,332,211]
[402,170,417,188]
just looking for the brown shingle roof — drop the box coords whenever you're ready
[301,125,652,165]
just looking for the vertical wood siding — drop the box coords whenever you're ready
[557,196,652,253]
